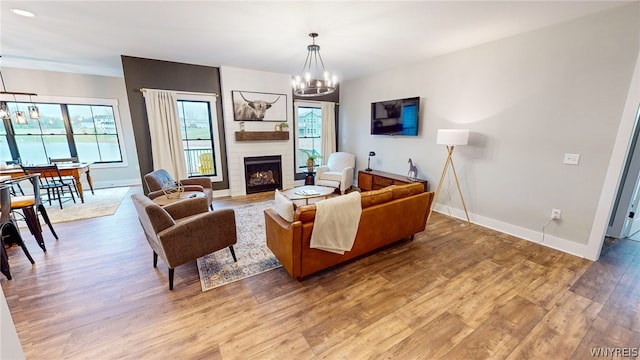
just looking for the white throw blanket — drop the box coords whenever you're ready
[309,191,362,254]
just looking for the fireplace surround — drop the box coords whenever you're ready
[244,155,282,194]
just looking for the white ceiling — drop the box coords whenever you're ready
[0,1,632,80]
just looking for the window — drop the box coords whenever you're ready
[68,105,122,163]
[0,97,124,166]
[176,94,223,182]
[294,102,322,174]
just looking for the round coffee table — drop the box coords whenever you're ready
[152,191,205,206]
[280,185,335,205]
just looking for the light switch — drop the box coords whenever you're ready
[563,153,580,165]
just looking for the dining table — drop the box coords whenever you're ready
[0,162,95,203]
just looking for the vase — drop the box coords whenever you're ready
[306,158,315,173]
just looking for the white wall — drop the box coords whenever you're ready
[339,4,640,257]
[1,68,141,188]
[219,66,295,196]
[0,287,24,359]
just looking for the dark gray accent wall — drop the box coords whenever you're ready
[121,55,228,191]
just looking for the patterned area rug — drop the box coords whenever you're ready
[197,200,282,291]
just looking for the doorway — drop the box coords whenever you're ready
[608,106,640,239]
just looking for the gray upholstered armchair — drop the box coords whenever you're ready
[315,152,356,194]
[143,169,213,209]
[131,194,237,290]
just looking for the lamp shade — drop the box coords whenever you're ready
[436,129,469,146]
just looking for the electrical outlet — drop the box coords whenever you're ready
[551,208,562,220]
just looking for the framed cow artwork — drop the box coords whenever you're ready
[232,90,287,122]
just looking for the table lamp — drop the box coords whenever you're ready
[366,151,376,172]
[431,129,470,222]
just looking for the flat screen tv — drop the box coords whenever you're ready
[371,96,420,136]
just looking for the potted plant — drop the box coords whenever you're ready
[300,150,321,173]
[279,122,289,131]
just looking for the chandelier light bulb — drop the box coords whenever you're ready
[28,105,40,119]
[15,111,27,124]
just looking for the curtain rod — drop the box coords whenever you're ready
[139,88,218,97]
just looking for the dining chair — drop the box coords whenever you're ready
[22,164,78,209]
[49,157,80,196]
[4,174,59,252]
[0,185,35,280]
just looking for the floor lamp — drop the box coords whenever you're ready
[430,129,470,223]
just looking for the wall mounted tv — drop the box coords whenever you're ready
[371,96,420,136]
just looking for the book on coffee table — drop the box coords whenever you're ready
[295,189,320,196]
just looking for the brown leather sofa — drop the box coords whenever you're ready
[265,182,434,280]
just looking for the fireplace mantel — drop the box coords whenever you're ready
[235,131,289,141]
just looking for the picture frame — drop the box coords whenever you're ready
[232,90,287,122]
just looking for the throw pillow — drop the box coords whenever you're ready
[274,189,294,222]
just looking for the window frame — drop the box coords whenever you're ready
[175,93,224,183]
[294,101,323,175]
[0,94,128,169]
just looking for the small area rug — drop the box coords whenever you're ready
[43,186,130,224]
[197,200,282,291]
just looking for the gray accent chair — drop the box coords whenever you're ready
[143,169,213,210]
[131,194,237,290]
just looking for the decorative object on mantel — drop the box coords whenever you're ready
[279,122,289,131]
[365,151,376,172]
[235,131,289,141]
[274,124,281,131]
[292,33,338,97]
[239,121,245,132]
[232,90,287,122]
[162,180,184,199]
[408,158,418,180]
[431,129,470,223]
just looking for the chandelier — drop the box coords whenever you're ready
[292,33,338,97]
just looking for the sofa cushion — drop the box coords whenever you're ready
[360,188,393,209]
[274,189,295,222]
[391,182,424,199]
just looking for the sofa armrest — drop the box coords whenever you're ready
[147,189,165,200]
[180,177,212,189]
[316,165,329,177]
[264,208,303,279]
[163,197,209,219]
[340,167,355,192]
[182,184,205,193]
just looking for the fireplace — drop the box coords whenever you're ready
[244,155,282,194]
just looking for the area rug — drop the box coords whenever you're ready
[197,200,282,291]
[42,186,130,224]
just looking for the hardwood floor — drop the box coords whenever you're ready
[1,186,639,359]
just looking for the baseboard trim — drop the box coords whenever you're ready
[92,179,141,189]
[432,205,589,259]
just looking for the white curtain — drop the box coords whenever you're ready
[321,101,336,165]
[142,89,188,180]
